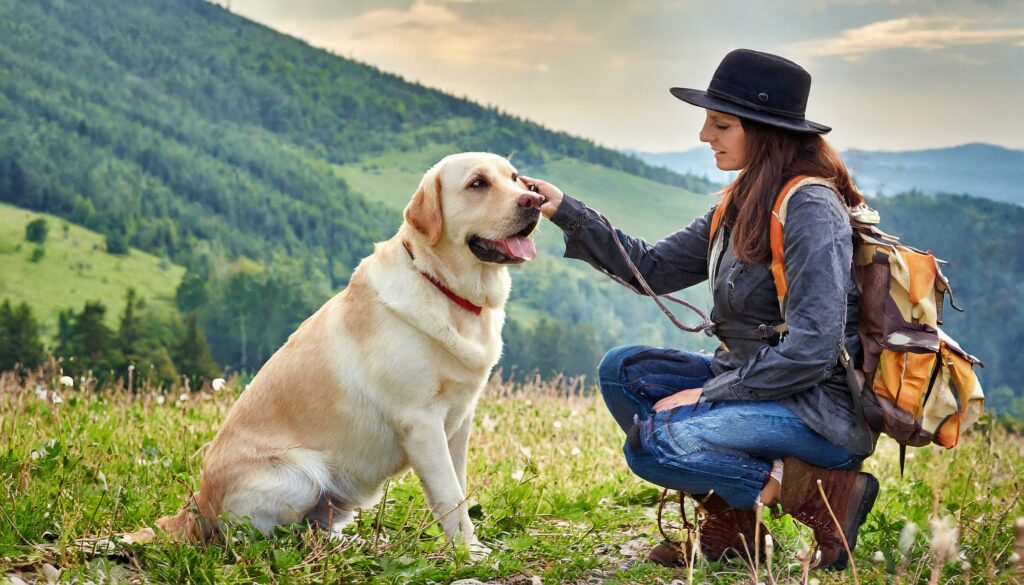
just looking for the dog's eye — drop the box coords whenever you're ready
[469,178,488,189]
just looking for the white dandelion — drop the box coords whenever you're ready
[899,520,918,556]
[872,550,885,563]
[212,378,226,391]
[156,395,166,405]
[511,469,525,481]
[59,375,74,387]
[178,393,189,402]
[570,447,581,456]
[552,420,563,429]
[481,413,497,433]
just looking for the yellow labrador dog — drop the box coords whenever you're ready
[149,152,542,559]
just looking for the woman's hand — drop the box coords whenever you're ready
[653,388,703,412]
[518,175,564,219]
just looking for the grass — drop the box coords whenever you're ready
[0,203,185,338]
[1,370,1022,584]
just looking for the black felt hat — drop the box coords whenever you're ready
[671,49,831,134]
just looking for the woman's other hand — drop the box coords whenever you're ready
[653,388,703,412]
[518,175,564,219]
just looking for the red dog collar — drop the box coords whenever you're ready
[402,241,483,316]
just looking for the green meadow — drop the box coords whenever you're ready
[0,203,184,338]
[1,373,1021,584]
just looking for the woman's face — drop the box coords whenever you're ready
[699,110,746,171]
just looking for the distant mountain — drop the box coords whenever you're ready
[625,148,737,185]
[630,143,1024,204]
[843,143,1024,204]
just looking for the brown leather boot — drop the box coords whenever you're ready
[648,493,770,566]
[778,457,879,570]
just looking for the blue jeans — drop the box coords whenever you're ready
[599,345,864,509]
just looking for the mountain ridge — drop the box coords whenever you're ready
[629,142,1024,204]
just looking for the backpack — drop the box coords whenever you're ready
[709,175,985,470]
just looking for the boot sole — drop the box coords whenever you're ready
[831,472,880,571]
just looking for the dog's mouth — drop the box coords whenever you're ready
[468,215,540,264]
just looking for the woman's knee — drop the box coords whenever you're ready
[597,344,651,389]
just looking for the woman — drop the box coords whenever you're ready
[520,49,878,570]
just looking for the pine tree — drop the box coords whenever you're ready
[176,313,220,387]
[56,301,118,377]
[118,287,141,366]
[0,299,46,372]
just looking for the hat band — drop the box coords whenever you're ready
[706,88,806,120]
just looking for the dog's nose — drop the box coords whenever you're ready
[517,192,545,209]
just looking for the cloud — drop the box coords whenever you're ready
[791,16,1024,59]
[274,0,590,71]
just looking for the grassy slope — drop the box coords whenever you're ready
[0,202,184,337]
[1,374,1021,584]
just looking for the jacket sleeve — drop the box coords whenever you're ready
[701,186,851,401]
[548,194,712,295]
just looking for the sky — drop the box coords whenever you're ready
[227,0,1024,153]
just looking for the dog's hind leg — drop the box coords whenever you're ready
[220,449,332,536]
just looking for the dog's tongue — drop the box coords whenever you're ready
[501,236,536,261]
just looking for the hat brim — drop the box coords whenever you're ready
[670,87,831,134]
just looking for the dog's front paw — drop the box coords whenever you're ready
[467,541,492,562]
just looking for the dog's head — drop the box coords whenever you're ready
[404,152,541,264]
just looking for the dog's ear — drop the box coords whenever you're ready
[404,171,444,245]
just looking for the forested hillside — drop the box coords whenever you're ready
[870,192,1024,418]
[1,0,1019,418]
[0,0,716,374]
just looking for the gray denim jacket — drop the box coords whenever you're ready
[550,185,874,456]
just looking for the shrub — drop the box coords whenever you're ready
[25,217,48,243]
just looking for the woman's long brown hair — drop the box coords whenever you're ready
[720,119,864,264]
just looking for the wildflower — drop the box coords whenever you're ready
[511,469,525,481]
[212,378,226,391]
[59,375,74,387]
[31,451,41,461]
[570,447,581,456]
[519,446,532,459]
[553,420,562,429]
[156,395,165,405]
[570,410,578,417]
[525,399,532,407]
[1008,552,1020,564]
[929,515,959,566]
[481,414,496,433]
[872,550,885,563]
[97,470,108,491]
[51,393,62,405]
[178,393,189,402]
[899,520,918,556]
